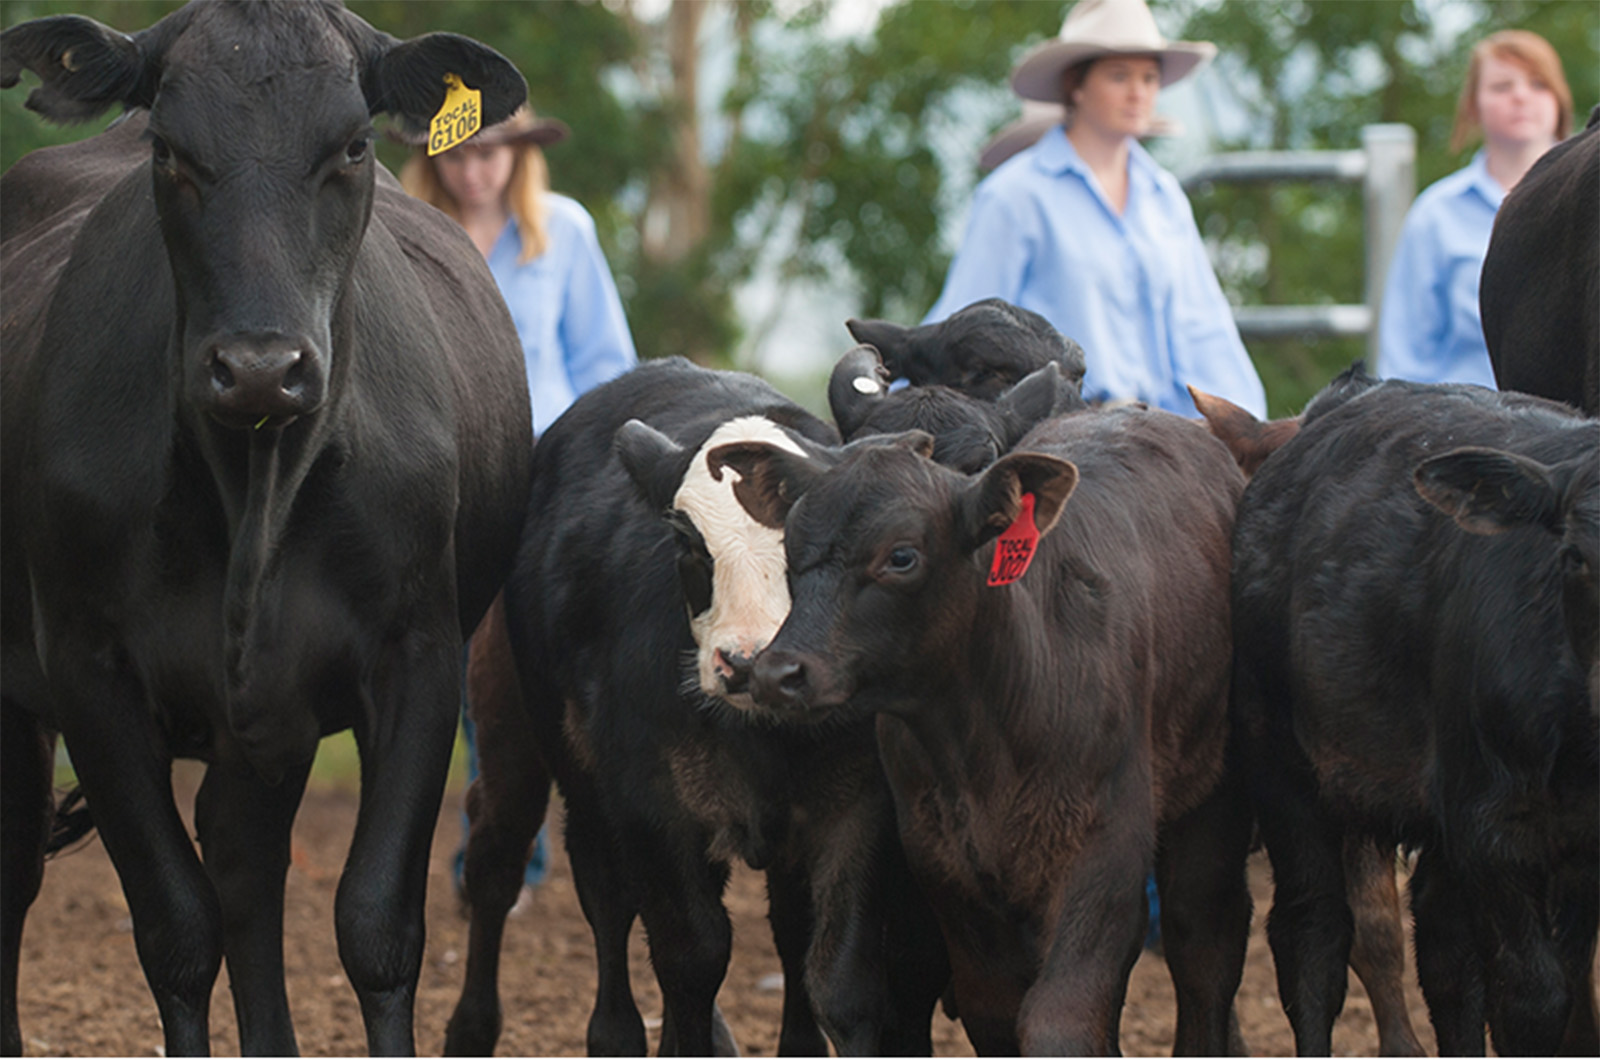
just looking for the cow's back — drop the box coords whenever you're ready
[1233,381,1595,843]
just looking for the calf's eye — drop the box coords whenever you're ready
[345,137,370,165]
[885,546,919,574]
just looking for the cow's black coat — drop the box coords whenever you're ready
[1231,374,1599,1055]
[1480,106,1599,415]
[1,3,530,1054]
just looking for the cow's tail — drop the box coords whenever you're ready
[46,786,95,856]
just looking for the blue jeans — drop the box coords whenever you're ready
[454,647,547,891]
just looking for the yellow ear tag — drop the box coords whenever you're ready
[428,73,482,156]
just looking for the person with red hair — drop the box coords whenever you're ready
[1378,30,1572,386]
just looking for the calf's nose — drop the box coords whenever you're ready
[716,648,755,695]
[752,652,809,711]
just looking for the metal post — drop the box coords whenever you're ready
[1361,123,1416,369]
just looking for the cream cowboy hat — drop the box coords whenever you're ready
[979,100,1182,171]
[1010,0,1216,103]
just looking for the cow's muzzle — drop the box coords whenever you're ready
[750,649,850,718]
[200,331,324,428]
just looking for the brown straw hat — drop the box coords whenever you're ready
[1010,0,1216,103]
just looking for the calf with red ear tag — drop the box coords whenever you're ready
[712,405,1254,1056]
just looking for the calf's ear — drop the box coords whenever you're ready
[362,30,525,134]
[616,419,693,515]
[1,13,169,120]
[845,316,918,382]
[706,442,833,530]
[959,451,1079,552]
[828,344,890,441]
[997,362,1064,444]
[1414,446,1559,535]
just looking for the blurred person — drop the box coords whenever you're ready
[1378,30,1572,387]
[925,0,1266,419]
[400,105,638,906]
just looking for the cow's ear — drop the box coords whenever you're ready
[1,14,163,121]
[845,316,918,382]
[1414,446,1559,535]
[363,31,525,134]
[828,344,890,440]
[959,451,1079,553]
[616,419,693,514]
[706,441,831,530]
[997,362,1064,444]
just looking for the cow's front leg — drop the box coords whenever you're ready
[50,641,222,1056]
[194,756,311,1056]
[1,696,54,1057]
[1018,820,1149,1057]
[338,621,460,1056]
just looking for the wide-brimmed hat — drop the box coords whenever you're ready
[1010,0,1216,102]
[388,104,569,150]
[979,100,1182,170]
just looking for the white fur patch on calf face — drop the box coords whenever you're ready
[673,416,805,706]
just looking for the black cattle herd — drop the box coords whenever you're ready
[0,3,1595,1057]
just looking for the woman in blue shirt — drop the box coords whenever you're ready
[1378,30,1571,387]
[926,0,1266,420]
[402,107,638,434]
[401,106,638,902]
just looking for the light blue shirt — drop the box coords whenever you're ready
[1377,152,1502,389]
[487,193,638,434]
[925,126,1266,419]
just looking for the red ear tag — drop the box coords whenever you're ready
[987,492,1040,587]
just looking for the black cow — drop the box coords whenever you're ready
[828,343,1084,473]
[1230,374,1599,1055]
[711,407,1254,1055]
[1480,105,1599,415]
[0,3,530,1054]
[846,297,1087,399]
[1191,377,1425,1057]
[453,358,945,1056]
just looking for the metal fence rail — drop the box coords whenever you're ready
[1181,123,1416,366]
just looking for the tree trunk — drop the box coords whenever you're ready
[642,0,712,265]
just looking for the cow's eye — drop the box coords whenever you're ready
[1560,543,1591,577]
[345,136,370,165]
[151,136,173,169]
[884,546,919,575]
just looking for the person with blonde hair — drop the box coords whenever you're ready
[924,0,1266,419]
[1378,29,1572,387]
[400,105,637,435]
[401,105,637,904]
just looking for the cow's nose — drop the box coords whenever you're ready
[206,333,318,427]
[752,652,808,710]
[716,649,754,695]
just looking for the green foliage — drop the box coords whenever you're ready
[4,0,1596,405]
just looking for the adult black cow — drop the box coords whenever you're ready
[711,407,1254,1055]
[845,297,1087,399]
[1229,374,1598,1055]
[1480,105,1599,415]
[0,3,531,1055]
[454,358,945,1057]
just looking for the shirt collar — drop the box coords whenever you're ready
[1032,124,1165,190]
[1461,151,1505,210]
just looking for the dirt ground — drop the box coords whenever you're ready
[16,761,1437,1058]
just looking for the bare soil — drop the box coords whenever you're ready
[16,761,1437,1057]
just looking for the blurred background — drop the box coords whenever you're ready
[4,0,1597,417]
